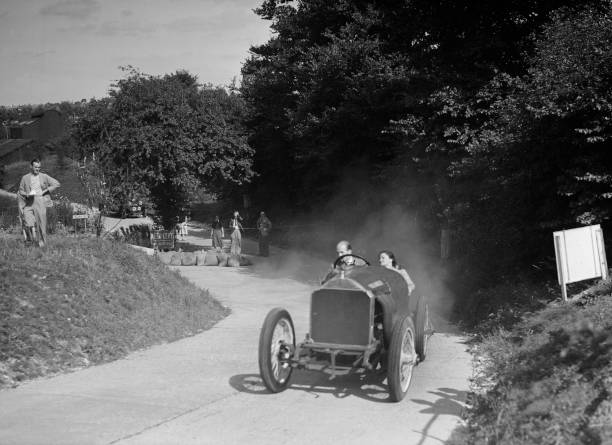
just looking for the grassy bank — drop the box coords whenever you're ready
[454,280,612,444]
[0,235,229,388]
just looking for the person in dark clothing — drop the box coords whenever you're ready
[211,215,224,251]
[256,211,272,256]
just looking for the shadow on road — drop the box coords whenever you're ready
[229,370,396,403]
[410,387,468,445]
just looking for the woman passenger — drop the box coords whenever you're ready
[378,250,416,295]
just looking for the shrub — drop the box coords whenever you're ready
[462,281,612,444]
[0,195,19,230]
[47,195,73,234]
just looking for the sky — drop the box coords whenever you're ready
[0,0,273,106]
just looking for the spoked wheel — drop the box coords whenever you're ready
[415,295,432,361]
[258,308,295,393]
[387,315,417,402]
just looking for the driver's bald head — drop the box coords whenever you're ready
[336,240,352,256]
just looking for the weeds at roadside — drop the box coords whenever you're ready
[457,280,612,444]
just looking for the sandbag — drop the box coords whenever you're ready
[217,252,228,267]
[204,251,219,266]
[170,253,182,265]
[157,251,173,265]
[182,252,196,266]
[195,250,206,266]
[227,254,241,268]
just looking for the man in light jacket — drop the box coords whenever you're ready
[18,158,60,247]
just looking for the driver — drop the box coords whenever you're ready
[335,240,355,267]
[321,240,356,283]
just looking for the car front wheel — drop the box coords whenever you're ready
[258,307,295,393]
[387,315,417,402]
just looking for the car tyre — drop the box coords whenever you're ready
[415,296,430,361]
[258,307,295,393]
[387,315,416,402]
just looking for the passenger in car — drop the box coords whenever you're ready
[378,250,415,295]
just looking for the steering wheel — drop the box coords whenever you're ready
[333,254,370,269]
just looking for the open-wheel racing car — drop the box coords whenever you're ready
[258,254,434,402]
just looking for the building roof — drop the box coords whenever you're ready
[9,119,38,127]
[31,108,61,118]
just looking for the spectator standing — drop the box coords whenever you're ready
[256,211,272,256]
[229,210,243,255]
[211,215,224,251]
[174,216,181,240]
[17,158,60,247]
[179,215,188,240]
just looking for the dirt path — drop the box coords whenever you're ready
[0,233,472,445]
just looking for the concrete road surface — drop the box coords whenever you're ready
[0,234,472,445]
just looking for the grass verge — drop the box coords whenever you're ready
[454,279,612,444]
[0,235,229,388]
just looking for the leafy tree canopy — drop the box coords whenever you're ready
[242,0,602,210]
[242,0,611,289]
[73,68,253,226]
[434,5,612,277]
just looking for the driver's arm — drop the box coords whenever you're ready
[321,263,338,284]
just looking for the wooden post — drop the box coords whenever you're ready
[553,234,568,302]
[595,227,609,280]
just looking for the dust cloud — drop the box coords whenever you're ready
[257,165,457,324]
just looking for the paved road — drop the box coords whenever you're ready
[0,231,472,445]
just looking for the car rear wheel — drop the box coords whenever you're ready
[387,315,416,402]
[415,295,430,361]
[258,308,295,393]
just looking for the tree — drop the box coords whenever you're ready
[438,5,612,280]
[242,1,604,211]
[73,68,254,227]
[241,0,610,292]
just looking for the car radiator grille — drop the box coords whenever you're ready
[310,289,371,346]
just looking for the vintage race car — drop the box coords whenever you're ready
[258,254,434,402]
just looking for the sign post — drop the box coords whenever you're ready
[553,225,608,301]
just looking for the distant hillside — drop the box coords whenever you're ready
[0,139,33,160]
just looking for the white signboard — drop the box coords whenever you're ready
[553,224,608,300]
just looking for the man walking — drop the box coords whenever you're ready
[257,211,272,256]
[18,158,60,247]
